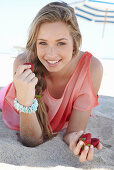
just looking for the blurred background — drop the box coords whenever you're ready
[0,0,114,96]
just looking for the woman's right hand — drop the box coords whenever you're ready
[13,64,38,107]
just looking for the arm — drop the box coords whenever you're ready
[13,54,43,147]
[63,56,103,162]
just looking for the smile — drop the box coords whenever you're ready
[46,59,61,67]
[47,60,60,64]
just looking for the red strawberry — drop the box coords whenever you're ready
[80,133,91,145]
[79,133,91,155]
[91,138,100,148]
[77,133,100,155]
[24,63,34,72]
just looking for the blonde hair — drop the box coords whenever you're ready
[25,1,82,141]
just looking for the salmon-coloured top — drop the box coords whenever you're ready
[2,51,99,132]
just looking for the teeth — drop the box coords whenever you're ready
[47,60,59,64]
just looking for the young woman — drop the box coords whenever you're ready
[1,2,103,162]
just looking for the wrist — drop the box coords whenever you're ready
[63,132,77,145]
[16,95,35,107]
[14,98,38,114]
[64,131,84,145]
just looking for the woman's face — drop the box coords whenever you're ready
[36,21,74,73]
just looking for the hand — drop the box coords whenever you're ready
[69,131,103,162]
[13,64,38,106]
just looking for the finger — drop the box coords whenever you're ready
[69,130,83,151]
[19,69,32,81]
[79,146,89,163]
[24,72,36,83]
[87,145,94,162]
[96,143,103,150]
[30,77,38,86]
[73,140,84,156]
[16,64,31,76]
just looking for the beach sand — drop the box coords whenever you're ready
[0,102,114,170]
[0,55,114,169]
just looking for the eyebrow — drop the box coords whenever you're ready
[37,38,68,41]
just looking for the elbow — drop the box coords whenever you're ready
[20,135,43,147]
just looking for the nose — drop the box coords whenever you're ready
[46,46,57,59]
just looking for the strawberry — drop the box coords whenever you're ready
[79,133,91,155]
[78,133,100,155]
[24,63,34,72]
[80,133,91,145]
[91,138,100,148]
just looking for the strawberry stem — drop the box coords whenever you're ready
[87,144,91,146]
[81,137,86,142]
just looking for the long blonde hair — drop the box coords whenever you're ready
[25,1,82,141]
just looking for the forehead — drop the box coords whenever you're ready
[37,21,71,39]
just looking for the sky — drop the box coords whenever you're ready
[0,0,114,59]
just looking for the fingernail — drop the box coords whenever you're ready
[85,146,89,151]
[80,130,83,134]
[90,145,93,149]
[79,141,83,145]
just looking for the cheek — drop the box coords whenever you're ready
[61,46,73,58]
[36,46,45,57]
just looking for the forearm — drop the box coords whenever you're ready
[20,112,43,147]
[63,109,91,146]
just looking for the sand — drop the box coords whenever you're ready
[0,97,114,170]
[0,55,114,169]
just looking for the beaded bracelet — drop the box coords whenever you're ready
[14,98,38,114]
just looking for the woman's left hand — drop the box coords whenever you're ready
[68,131,103,162]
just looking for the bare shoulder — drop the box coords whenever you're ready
[90,56,103,74]
[90,56,103,94]
[13,53,27,75]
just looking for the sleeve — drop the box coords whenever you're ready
[73,71,99,112]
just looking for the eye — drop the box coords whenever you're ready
[58,42,66,46]
[39,42,47,45]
